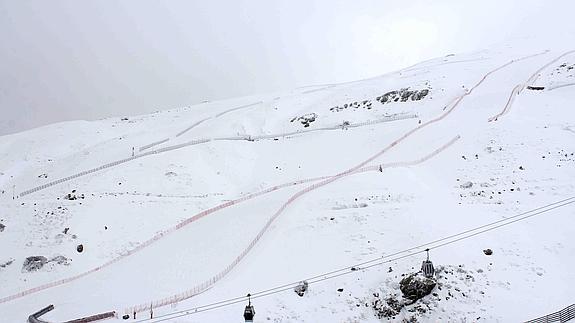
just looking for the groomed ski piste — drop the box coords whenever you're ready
[1,43,574,322]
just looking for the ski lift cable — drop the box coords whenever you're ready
[137,197,575,322]
[141,250,429,323]
[136,197,575,322]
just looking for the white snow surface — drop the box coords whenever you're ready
[1,44,575,323]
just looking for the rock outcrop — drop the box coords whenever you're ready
[400,272,437,301]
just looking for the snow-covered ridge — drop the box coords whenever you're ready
[1,46,574,322]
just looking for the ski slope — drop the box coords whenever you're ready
[1,44,574,322]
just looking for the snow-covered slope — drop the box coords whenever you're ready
[1,44,574,322]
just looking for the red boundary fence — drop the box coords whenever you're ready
[489,50,575,122]
[18,114,415,198]
[125,135,461,314]
[3,51,545,315]
[124,51,550,314]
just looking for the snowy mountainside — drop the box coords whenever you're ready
[0,46,574,322]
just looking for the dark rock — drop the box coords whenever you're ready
[0,223,4,232]
[51,255,70,265]
[399,272,437,301]
[294,281,308,297]
[22,256,48,272]
[483,249,493,256]
[377,88,430,105]
[77,244,84,253]
[372,295,404,319]
[337,288,344,292]
[0,259,14,268]
[460,181,473,189]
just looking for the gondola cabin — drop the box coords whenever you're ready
[421,249,435,278]
[244,294,255,322]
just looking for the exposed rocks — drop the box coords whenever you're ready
[0,259,14,269]
[460,181,473,189]
[290,113,317,127]
[483,249,493,256]
[377,88,430,105]
[64,189,85,200]
[51,255,70,265]
[294,281,309,297]
[77,244,84,253]
[372,295,404,319]
[369,264,487,321]
[400,272,437,301]
[330,100,373,112]
[22,255,70,272]
[22,256,48,272]
[0,223,5,232]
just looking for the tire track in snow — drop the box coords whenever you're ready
[126,52,547,314]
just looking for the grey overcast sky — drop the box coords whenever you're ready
[1,0,574,135]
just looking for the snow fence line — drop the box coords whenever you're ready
[138,138,170,152]
[174,101,263,138]
[124,134,461,315]
[124,51,548,314]
[139,101,265,152]
[546,82,575,92]
[6,53,536,307]
[489,49,575,122]
[1,175,333,305]
[17,114,416,198]
[7,52,533,308]
[7,54,540,309]
[524,303,575,323]
[300,84,336,94]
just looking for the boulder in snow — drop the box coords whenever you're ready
[294,281,309,297]
[22,256,48,272]
[399,272,437,301]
